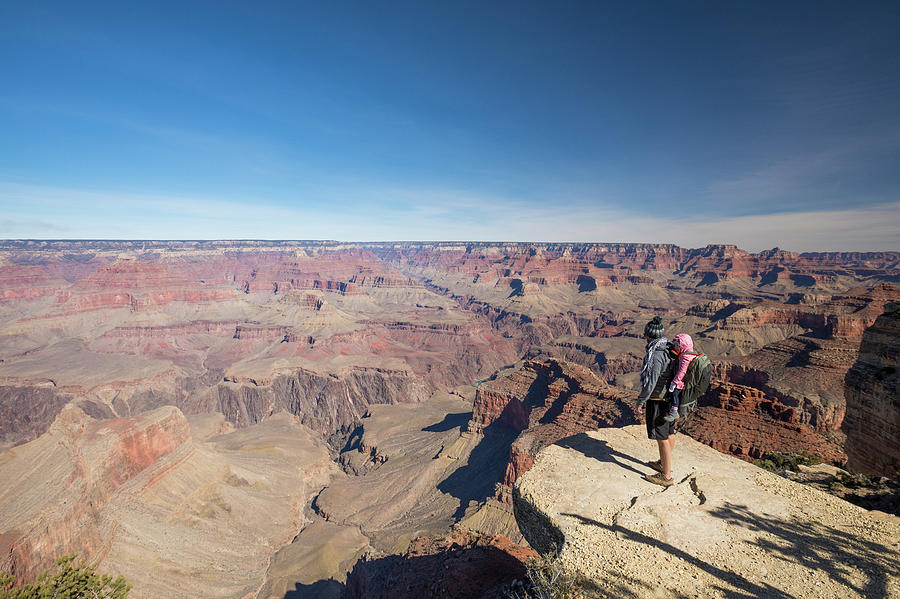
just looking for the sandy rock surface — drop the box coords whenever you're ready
[514,425,900,598]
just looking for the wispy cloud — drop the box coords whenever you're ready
[0,219,69,235]
[550,202,900,252]
[704,131,900,212]
[1,182,897,252]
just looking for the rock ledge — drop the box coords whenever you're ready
[513,425,900,598]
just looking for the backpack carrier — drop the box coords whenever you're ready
[677,351,712,417]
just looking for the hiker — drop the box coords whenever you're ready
[665,333,699,423]
[635,316,676,487]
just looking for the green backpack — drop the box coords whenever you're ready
[678,352,712,416]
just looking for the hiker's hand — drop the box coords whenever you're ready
[635,405,643,415]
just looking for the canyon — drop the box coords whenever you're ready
[0,240,898,597]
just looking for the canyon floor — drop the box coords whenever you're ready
[1,240,898,597]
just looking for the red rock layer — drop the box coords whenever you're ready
[680,380,846,464]
[0,265,69,301]
[0,406,191,583]
[372,242,900,286]
[3,240,898,286]
[44,259,235,315]
[169,248,420,296]
[702,284,900,449]
[843,305,900,475]
[345,525,537,599]
[681,405,845,464]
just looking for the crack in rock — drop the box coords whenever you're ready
[689,477,707,505]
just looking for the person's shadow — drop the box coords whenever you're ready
[555,433,647,476]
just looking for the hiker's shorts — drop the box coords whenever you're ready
[646,399,675,440]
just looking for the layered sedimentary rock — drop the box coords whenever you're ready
[2,240,900,596]
[0,406,337,598]
[0,383,78,451]
[373,241,899,294]
[0,405,192,582]
[0,244,516,450]
[313,394,497,553]
[843,305,900,475]
[213,365,431,434]
[681,380,847,463]
[524,337,643,382]
[675,283,899,463]
[0,263,71,301]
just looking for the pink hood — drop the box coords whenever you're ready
[673,333,694,353]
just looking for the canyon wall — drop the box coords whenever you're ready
[2,240,899,595]
[843,305,900,475]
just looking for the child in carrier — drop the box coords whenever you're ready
[665,333,699,423]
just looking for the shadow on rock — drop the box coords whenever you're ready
[843,301,900,477]
[422,411,472,432]
[709,503,898,599]
[344,545,528,599]
[283,578,344,599]
[555,433,647,476]
[570,502,898,599]
[437,425,518,519]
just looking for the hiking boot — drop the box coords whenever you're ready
[645,459,664,473]
[663,405,679,423]
[645,473,675,487]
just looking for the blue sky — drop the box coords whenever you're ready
[1,1,898,251]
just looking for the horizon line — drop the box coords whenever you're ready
[1,239,897,255]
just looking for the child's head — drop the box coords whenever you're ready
[672,333,694,353]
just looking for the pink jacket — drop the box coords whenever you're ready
[671,333,699,390]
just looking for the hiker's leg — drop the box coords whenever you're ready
[667,436,675,475]
[657,439,672,479]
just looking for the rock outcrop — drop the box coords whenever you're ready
[513,426,900,598]
[467,359,636,504]
[344,526,536,599]
[680,382,846,463]
[843,304,900,475]
[0,383,78,451]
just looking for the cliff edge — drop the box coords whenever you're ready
[844,303,900,475]
[513,425,899,598]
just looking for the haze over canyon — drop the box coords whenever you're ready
[0,240,898,598]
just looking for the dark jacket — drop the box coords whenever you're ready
[636,337,673,408]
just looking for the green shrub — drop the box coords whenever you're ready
[754,452,822,473]
[0,554,130,599]
[754,459,777,472]
[514,551,588,599]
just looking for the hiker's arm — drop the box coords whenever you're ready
[636,352,663,407]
